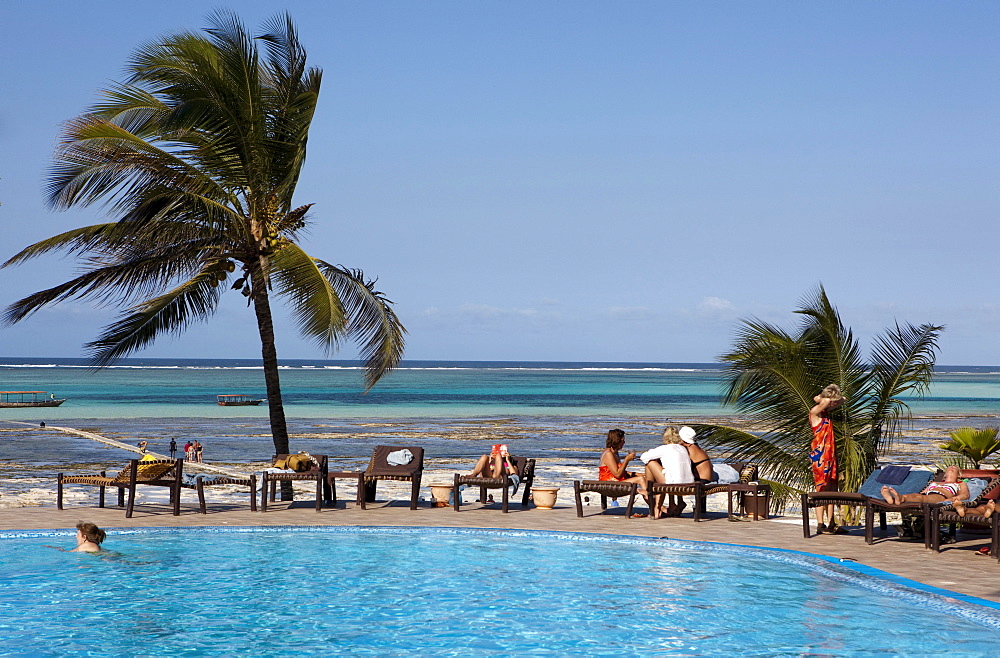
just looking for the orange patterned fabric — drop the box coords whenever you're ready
[809,418,837,490]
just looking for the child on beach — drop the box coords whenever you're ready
[809,384,846,534]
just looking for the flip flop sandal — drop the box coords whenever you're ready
[630,513,648,518]
[976,546,991,556]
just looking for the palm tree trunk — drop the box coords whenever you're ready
[251,272,293,500]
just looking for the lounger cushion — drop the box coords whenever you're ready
[858,469,932,498]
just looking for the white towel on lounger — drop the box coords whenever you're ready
[387,449,413,466]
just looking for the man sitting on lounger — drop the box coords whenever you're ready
[880,465,969,505]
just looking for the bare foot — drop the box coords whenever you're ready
[986,500,997,516]
[955,500,967,518]
[882,486,900,505]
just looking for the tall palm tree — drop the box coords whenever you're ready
[696,287,942,503]
[2,11,405,461]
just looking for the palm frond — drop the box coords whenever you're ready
[268,243,347,348]
[314,260,406,391]
[86,271,223,366]
[715,286,943,505]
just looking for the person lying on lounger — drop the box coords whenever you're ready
[880,465,969,505]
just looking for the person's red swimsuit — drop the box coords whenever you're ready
[598,465,626,481]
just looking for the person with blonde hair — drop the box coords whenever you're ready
[809,383,846,534]
[641,426,695,518]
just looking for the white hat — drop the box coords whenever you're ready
[679,426,697,444]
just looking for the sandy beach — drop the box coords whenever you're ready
[0,414,971,510]
[4,417,999,611]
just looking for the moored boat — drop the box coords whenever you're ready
[0,391,67,407]
[216,394,264,406]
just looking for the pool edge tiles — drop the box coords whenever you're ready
[7,524,1000,628]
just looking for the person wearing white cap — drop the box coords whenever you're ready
[679,426,716,483]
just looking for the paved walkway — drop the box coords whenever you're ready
[4,495,999,605]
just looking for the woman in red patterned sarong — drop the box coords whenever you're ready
[808,384,845,534]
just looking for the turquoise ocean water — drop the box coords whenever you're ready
[1,358,999,468]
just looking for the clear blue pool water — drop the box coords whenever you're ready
[2,527,999,655]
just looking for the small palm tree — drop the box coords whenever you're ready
[940,427,1000,469]
[2,12,405,463]
[697,287,942,505]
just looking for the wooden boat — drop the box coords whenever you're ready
[0,391,67,407]
[216,394,264,406]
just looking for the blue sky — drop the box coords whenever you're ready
[1,2,998,364]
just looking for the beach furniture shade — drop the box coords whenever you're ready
[800,467,934,539]
[452,455,536,513]
[260,454,330,512]
[363,446,424,510]
[573,480,639,518]
[648,462,754,522]
[57,459,184,518]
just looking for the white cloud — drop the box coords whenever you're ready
[698,297,736,313]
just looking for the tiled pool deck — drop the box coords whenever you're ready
[4,498,998,604]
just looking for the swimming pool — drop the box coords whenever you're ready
[2,526,999,655]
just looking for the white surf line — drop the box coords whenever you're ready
[1,420,248,478]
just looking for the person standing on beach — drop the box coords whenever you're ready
[194,441,204,463]
[137,440,148,454]
[808,384,846,534]
[184,441,193,462]
[169,439,177,459]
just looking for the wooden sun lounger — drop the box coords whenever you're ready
[260,454,330,512]
[865,473,1000,550]
[363,446,424,510]
[573,480,638,518]
[183,474,257,514]
[804,466,933,538]
[648,462,754,522]
[453,455,535,512]
[57,458,184,518]
[912,474,1000,556]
